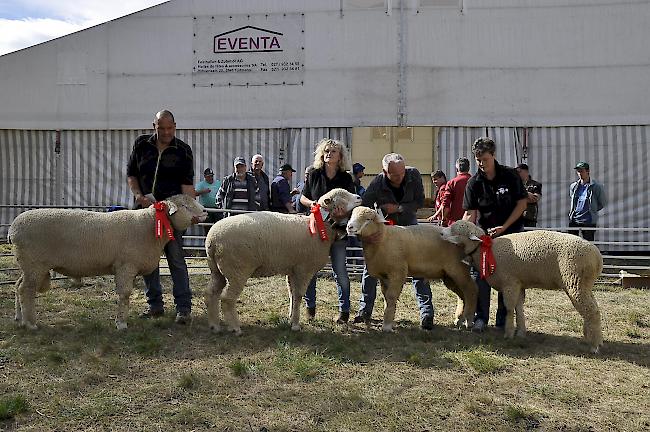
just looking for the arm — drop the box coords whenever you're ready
[182,184,197,197]
[399,169,425,216]
[463,209,478,224]
[127,175,151,208]
[489,198,527,237]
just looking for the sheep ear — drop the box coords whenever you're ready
[322,197,332,208]
[167,201,178,215]
[469,234,481,241]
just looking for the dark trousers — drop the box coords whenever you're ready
[470,266,507,327]
[568,221,596,242]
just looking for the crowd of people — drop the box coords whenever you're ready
[127,109,607,330]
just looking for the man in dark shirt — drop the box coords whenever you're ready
[126,109,196,324]
[271,164,298,213]
[250,154,270,211]
[462,137,528,332]
[516,163,543,227]
[353,153,435,330]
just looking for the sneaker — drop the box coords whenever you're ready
[175,311,191,324]
[306,307,316,320]
[335,311,350,324]
[139,308,164,319]
[420,316,434,330]
[472,318,486,333]
[352,311,371,325]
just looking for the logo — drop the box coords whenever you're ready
[214,26,283,54]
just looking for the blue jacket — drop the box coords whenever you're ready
[569,179,606,225]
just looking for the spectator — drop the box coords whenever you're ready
[300,138,356,324]
[195,168,221,233]
[516,163,543,228]
[351,162,366,196]
[353,153,435,330]
[427,170,448,225]
[271,164,298,213]
[569,161,606,241]
[293,166,312,215]
[462,137,528,332]
[216,157,259,217]
[250,154,270,211]
[440,157,472,225]
[126,109,197,324]
[348,162,366,267]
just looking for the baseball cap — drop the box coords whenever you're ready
[204,168,214,176]
[516,163,529,171]
[279,163,296,172]
[574,161,590,170]
[233,157,246,167]
[352,162,366,174]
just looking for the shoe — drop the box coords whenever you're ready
[472,318,486,333]
[352,311,371,325]
[175,311,191,324]
[139,308,164,319]
[306,307,316,320]
[420,316,434,330]
[335,311,350,324]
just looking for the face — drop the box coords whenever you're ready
[432,176,446,188]
[475,151,495,173]
[252,156,264,172]
[235,164,247,176]
[355,171,364,179]
[283,170,294,181]
[205,174,214,183]
[517,168,529,181]
[576,168,589,182]
[385,161,406,187]
[323,146,341,166]
[153,116,176,146]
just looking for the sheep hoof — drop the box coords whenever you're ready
[22,321,38,330]
[230,328,242,336]
[381,324,394,333]
[515,329,527,338]
[115,321,128,331]
[291,324,301,331]
[209,323,222,334]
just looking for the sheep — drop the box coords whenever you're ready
[345,206,478,332]
[441,219,603,352]
[8,194,207,330]
[204,188,362,335]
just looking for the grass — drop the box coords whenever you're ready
[0,268,649,431]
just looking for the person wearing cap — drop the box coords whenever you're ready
[195,168,222,230]
[250,154,270,211]
[271,164,298,213]
[569,161,606,241]
[300,138,356,324]
[216,157,259,216]
[126,109,196,324]
[439,157,472,225]
[351,162,366,196]
[462,137,528,333]
[516,163,543,227]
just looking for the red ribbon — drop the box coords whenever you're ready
[308,203,329,241]
[384,219,395,226]
[153,201,175,241]
[479,235,496,279]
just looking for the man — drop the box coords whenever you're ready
[271,163,298,213]
[569,161,606,241]
[126,109,197,324]
[440,157,472,225]
[516,163,543,228]
[250,154,270,211]
[427,170,448,225]
[353,153,435,330]
[463,137,528,332]
[195,168,221,233]
[293,165,312,214]
[351,162,366,196]
[216,157,259,216]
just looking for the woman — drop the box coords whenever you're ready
[300,138,356,323]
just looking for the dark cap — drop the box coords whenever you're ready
[233,156,246,167]
[204,168,214,176]
[574,161,590,170]
[279,163,296,173]
[516,163,529,171]
[352,162,366,174]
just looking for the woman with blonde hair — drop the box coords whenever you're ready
[300,138,356,323]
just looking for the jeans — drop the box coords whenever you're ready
[568,221,596,242]
[469,265,506,326]
[304,238,351,312]
[357,265,434,320]
[143,229,192,313]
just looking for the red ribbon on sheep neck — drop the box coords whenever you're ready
[153,202,175,241]
[479,235,496,279]
[308,203,329,241]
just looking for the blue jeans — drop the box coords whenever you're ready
[143,229,192,313]
[357,265,434,320]
[469,266,506,326]
[304,239,351,312]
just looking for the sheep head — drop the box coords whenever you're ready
[440,219,485,255]
[164,194,208,231]
[346,206,386,238]
[316,188,362,223]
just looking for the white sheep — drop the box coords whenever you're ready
[8,194,207,330]
[345,206,478,331]
[441,219,603,352]
[204,188,361,335]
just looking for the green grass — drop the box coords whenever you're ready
[0,274,649,431]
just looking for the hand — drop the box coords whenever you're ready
[136,194,152,208]
[290,188,300,196]
[487,226,504,238]
[191,215,201,225]
[383,203,400,215]
[331,205,347,219]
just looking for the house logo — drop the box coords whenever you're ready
[214,26,283,54]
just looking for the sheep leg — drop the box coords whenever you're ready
[443,273,477,329]
[14,275,23,322]
[287,273,308,331]
[221,278,245,336]
[515,290,527,337]
[381,279,404,332]
[205,265,226,333]
[114,269,135,330]
[17,271,48,330]
[565,280,602,353]
[500,285,521,339]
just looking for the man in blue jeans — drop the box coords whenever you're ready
[126,109,197,324]
[352,153,435,330]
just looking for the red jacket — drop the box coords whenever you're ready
[441,172,471,224]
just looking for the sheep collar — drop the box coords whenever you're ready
[153,202,175,241]
[308,203,329,241]
[478,235,496,279]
